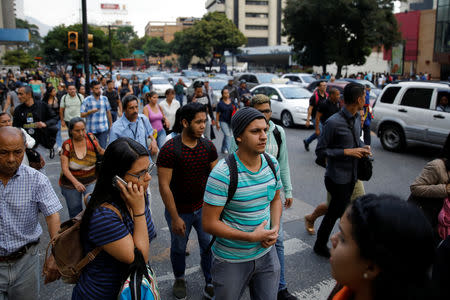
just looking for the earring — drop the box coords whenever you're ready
[363,273,368,279]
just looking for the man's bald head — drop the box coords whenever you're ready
[0,127,24,145]
[0,127,25,177]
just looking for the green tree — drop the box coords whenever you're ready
[170,12,246,67]
[115,25,137,44]
[128,36,150,54]
[283,0,401,76]
[143,37,170,57]
[15,18,42,57]
[42,24,128,66]
[2,49,36,69]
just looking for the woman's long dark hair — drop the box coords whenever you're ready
[80,137,149,244]
[43,86,55,104]
[348,194,435,300]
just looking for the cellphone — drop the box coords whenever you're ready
[112,175,127,189]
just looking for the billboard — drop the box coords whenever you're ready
[101,3,120,10]
[390,43,404,75]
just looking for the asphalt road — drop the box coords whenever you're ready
[37,121,441,300]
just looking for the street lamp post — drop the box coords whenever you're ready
[81,0,90,93]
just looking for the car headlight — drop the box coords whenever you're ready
[295,106,307,113]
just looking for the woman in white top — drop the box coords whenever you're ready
[159,88,180,133]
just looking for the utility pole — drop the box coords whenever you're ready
[81,0,90,94]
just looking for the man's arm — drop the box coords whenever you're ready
[306,105,313,127]
[158,167,185,236]
[107,110,112,128]
[276,127,293,207]
[43,212,61,284]
[315,112,322,136]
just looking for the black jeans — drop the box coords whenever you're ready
[363,124,371,146]
[315,176,356,247]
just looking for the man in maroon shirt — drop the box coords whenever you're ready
[157,102,218,300]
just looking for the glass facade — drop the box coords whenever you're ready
[434,0,450,54]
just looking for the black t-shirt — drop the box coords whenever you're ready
[157,138,218,213]
[104,90,119,111]
[309,91,328,119]
[317,99,340,124]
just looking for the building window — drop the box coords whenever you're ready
[434,0,450,54]
[246,1,269,5]
[247,37,268,46]
[245,13,268,18]
[245,25,268,30]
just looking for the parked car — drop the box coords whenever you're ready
[251,84,312,127]
[181,69,206,80]
[340,78,382,103]
[186,78,228,108]
[236,73,279,89]
[281,73,316,87]
[371,81,450,151]
[150,77,174,97]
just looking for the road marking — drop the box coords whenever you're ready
[294,279,336,299]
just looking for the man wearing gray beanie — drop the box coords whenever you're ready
[203,106,283,300]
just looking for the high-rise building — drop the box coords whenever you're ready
[398,0,437,12]
[205,0,286,47]
[434,0,450,79]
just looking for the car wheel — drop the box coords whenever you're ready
[380,124,405,152]
[281,111,293,127]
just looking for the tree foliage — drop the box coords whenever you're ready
[2,49,36,69]
[171,12,246,67]
[143,37,170,57]
[115,25,138,44]
[128,36,150,53]
[42,24,129,66]
[283,0,401,75]
[15,18,42,57]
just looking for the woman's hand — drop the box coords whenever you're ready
[117,180,145,214]
[74,181,86,193]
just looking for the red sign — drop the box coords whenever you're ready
[101,3,120,10]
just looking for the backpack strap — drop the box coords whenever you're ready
[76,93,82,104]
[73,203,123,273]
[272,126,282,159]
[263,152,278,182]
[207,153,238,251]
[173,134,182,161]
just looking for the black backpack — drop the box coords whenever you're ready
[207,152,278,250]
[272,125,282,159]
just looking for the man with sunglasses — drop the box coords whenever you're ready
[109,95,158,156]
[229,94,296,300]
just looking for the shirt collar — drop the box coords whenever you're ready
[120,114,139,125]
[12,164,25,178]
[341,107,355,120]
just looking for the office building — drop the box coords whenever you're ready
[144,17,199,43]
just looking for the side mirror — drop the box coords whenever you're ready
[271,94,279,101]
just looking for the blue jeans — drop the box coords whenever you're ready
[55,120,62,148]
[164,208,212,283]
[0,244,40,300]
[61,183,96,218]
[305,122,323,145]
[275,219,286,291]
[94,131,108,149]
[175,94,183,106]
[220,121,231,153]
[156,129,166,149]
[111,110,118,123]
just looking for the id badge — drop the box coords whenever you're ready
[27,116,34,123]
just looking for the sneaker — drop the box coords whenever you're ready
[313,243,330,258]
[278,288,298,300]
[223,149,229,154]
[303,139,309,152]
[173,278,187,299]
[49,148,55,159]
[203,283,214,299]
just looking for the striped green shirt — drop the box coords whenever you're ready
[204,152,282,262]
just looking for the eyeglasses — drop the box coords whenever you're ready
[258,109,272,114]
[126,162,155,180]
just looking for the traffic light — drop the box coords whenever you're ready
[68,31,78,50]
[88,34,94,49]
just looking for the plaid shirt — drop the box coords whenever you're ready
[81,95,111,133]
[0,165,62,256]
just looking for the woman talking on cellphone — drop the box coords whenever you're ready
[72,137,156,300]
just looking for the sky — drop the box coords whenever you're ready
[20,0,207,36]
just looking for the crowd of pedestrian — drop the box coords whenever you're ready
[0,67,449,300]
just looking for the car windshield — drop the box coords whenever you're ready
[301,75,315,84]
[279,87,312,99]
[208,80,227,90]
[256,74,278,83]
[152,78,170,84]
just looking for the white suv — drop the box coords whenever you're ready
[371,81,450,151]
